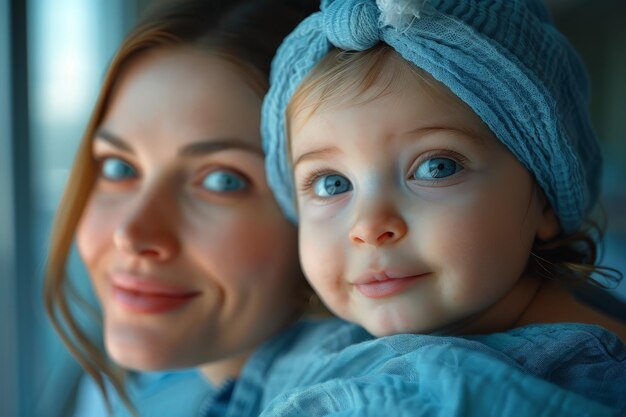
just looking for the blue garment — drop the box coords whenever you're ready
[248,319,624,416]
[466,323,626,408]
[73,368,215,417]
[74,320,625,416]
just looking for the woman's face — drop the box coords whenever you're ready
[76,47,303,379]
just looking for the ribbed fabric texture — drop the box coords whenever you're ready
[262,0,601,232]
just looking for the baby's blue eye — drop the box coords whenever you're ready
[202,170,247,192]
[313,174,352,197]
[102,158,137,181]
[413,157,463,180]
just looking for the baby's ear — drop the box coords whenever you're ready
[536,200,560,241]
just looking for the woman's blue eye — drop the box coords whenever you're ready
[413,157,463,180]
[102,158,136,181]
[313,174,352,197]
[202,170,247,192]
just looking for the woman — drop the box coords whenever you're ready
[44,0,317,415]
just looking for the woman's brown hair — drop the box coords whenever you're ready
[43,0,317,414]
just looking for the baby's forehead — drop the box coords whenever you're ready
[289,46,487,136]
[288,45,461,127]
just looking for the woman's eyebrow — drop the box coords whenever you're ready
[93,129,263,156]
[179,139,263,157]
[94,128,134,153]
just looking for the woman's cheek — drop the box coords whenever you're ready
[201,212,292,280]
[76,199,112,266]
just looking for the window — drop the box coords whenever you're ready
[2,1,146,416]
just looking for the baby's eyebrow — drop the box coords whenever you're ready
[402,126,489,148]
[293,146,342,168]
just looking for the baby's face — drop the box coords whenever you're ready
[290,74,557,336]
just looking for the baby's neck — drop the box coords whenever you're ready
[448,276,626,343]
[514,279,626,342]
[446,273,543,336]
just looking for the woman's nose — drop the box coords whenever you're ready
[113,183,180,261]
[348,202,407,247]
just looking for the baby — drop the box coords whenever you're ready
[261,0,626,413]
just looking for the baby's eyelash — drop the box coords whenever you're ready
[424,149,467,163]
[297,168,333,193]
[411,149,469,171]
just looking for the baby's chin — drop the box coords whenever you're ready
[349,305,430,337]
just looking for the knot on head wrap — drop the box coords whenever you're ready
[323,0,381,50]
[262,0,602,233]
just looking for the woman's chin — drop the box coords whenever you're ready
[107,344,182,371]
[104,327,181,371]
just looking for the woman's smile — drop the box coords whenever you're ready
[110,272,202,314]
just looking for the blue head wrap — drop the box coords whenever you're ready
[262,0,601,233]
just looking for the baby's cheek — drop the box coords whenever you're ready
[298,230,327,288]
[299,224,351,315]
[299,223,329,273]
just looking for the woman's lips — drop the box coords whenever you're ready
[353,272,428,299]
[110,273,200,314]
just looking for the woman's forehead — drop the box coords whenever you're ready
[97,47,263,155]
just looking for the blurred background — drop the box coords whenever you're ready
[0,0,624,416]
